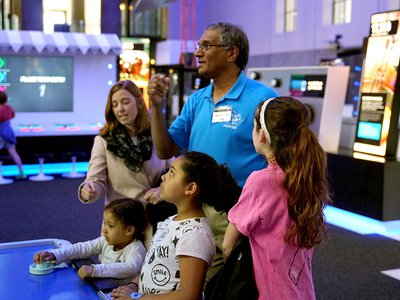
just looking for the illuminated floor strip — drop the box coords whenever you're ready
[324,206,400,282]
[324,205,400,241]
[381,269,400,281]
[1,162,89,177]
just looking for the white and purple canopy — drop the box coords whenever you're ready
[0,30,121,55]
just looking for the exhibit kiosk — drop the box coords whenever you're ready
[343,10,400,222]
[248,37,400,222]
[247,66,349,153]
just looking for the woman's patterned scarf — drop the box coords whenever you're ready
[102,125,152,172]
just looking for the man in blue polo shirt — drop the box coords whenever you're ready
[148,22,278,280]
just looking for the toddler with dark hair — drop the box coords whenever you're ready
[34,198,147,285]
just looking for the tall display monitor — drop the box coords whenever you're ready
[353,10,400,157]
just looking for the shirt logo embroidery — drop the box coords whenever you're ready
[223,110,243,130]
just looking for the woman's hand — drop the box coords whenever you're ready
[80,181,99,201]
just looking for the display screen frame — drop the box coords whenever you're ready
[289,74,327,98]
[0,55,74,112]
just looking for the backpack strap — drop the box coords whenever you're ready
[205,235,258,300]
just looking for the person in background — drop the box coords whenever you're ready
[110,151,241,300]
[0,90,25,179]
[34,198,147,285]
[78,80,175,241]
[147,22,278,280]
[223,97,331,299]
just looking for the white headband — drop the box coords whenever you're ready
[259,98,275,144]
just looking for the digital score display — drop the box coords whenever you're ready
[289,74,327,98]
[0,55,74,112]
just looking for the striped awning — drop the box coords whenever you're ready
[0,30,121,55]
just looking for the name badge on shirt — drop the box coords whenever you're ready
[212,106,232,123]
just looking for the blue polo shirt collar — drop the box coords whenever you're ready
[204,71,247,104]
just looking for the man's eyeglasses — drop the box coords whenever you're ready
[196,43,227,51]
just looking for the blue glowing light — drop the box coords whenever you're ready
[108,64,113,69]
[357,122,382,140]
[1,162,89,176]
[324,205,400,237]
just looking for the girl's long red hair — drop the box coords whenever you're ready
[255,97,331,248]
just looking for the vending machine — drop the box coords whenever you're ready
[247,66,349,153]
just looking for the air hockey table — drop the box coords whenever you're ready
[0,239,116,300]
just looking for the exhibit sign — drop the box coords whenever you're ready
[118,37,151,108]
[353,10,400,157]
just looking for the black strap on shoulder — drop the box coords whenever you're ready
[204,236,258,300]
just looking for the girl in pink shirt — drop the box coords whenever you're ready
[0,91,25,178]
[223,97,331,299]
